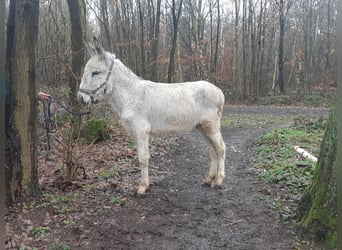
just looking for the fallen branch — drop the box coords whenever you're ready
[294,146,318,163]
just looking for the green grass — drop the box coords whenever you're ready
[255,117,326,224]
[32,226,50,237]
[109,196,122,205]
[42,193,79,213]
[98,165,119,179]
[256,120,325,195]
[221,114,290,129]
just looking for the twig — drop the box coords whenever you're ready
[222,219,243,227]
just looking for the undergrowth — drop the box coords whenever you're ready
[255,116,326,225]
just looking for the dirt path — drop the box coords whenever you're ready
[6,106,329,249]
[71,106,328,249]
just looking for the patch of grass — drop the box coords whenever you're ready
[256,121,324,194]
[221,118,233,127]
[221,114,290,129]
[43,193,78,213]
[20,246,39,250]
[23,200,46,210]
[47,193,78,204]
[62,219,74,226]
[50,243,71,250]
[109,196,122,205]
[255,117,325,222]
[125,139,135,148]
[99,171,111,179]
[98,165,119,179]
[293,237,311,250]
[32,226,50,237]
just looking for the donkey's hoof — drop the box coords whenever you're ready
[136,184,150,197]
[202,182,211,186]
[202,181,212,187]
[135,191,146,198]
[214,180,224,189]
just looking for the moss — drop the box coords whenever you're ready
[326,231,337,249]
[80,118,110,144]
[297,106,337,248]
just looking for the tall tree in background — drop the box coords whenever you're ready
[66,0,86,179]
[137,0,146,76]
[100,0,112,51]
[5,0,40,203]
[212,0,220,74]
[167,0,184,83]
[66,0,86,107]
[150,0,162,81]
[275,0,293,93]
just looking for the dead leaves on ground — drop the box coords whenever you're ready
[5,119,177,249]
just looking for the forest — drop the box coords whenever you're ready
[4,0,337,249]
[34,0,336,102]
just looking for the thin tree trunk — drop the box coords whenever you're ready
[150,0,161,81]
[137,0,146,76]
[248,0,256,96]
[241,0,247,99]
[255,0,265,97]
[167,0,183,83]
[66,0,86,179]
[233,0,240,100]
[100,0,112,51]
[278,0,285,93]
[212,0,220,73]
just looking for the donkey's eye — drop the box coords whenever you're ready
[91,71,100,77]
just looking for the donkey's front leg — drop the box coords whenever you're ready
[136,133,150,195]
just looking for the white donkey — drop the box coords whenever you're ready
[78,38,226,195]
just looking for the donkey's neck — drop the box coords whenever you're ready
[106,55,144,119]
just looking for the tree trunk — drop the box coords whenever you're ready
[66,0,86,106]
[241,0,247,99]
[233,0,240,100]
[5,0,40,204]
[66,0,86,179]
[100,0,112,51]
[297,106,337,248]
[167,0,183,83]
[278,0,285,93]
[150,0,161,81]
[1,0,6,225]
[212,0,220,74]
[137,0,146,77]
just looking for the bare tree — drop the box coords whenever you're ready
[150,0,162,81]
[66,0,86,179]
[275,0,293,93]
[167,0,184,83]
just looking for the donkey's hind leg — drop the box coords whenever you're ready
[199,120,226,188]
[198,126,218,186]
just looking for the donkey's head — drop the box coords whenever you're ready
[78,37,115,105]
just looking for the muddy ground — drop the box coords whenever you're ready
[5,105,329,250]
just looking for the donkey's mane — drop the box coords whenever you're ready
[108,52,142,82]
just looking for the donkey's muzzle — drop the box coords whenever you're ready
[77,92,91,105]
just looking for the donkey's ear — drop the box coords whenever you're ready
[83,37,97,56]
[93,36,105,55]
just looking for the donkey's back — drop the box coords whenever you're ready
[137,80,224,134]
